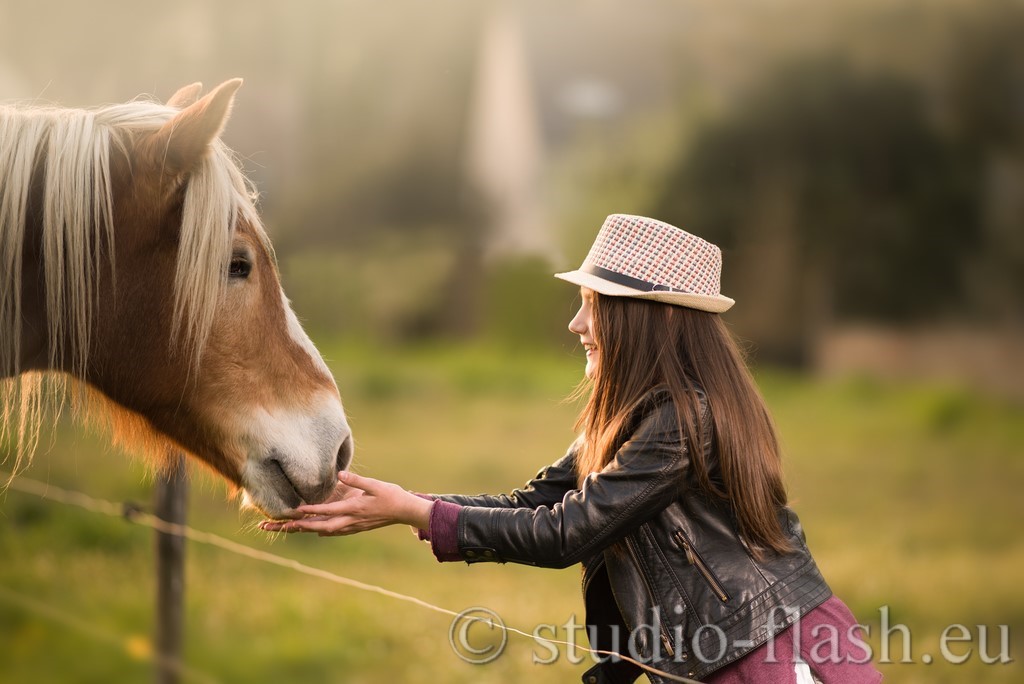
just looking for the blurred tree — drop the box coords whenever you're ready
[655,58,981,364]
[944,0,1024,154]
[941,0,1024,322]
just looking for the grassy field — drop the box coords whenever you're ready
[1,341,1021,683]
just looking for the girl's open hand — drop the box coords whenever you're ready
[259,471,432,537]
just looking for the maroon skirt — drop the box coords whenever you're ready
[703,596,883,683]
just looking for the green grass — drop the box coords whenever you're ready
[1,342,1022,683]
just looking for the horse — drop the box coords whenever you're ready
[0,79,352,519]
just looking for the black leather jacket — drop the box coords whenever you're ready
[435,387,831,683]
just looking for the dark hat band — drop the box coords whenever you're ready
[580,263,682,294]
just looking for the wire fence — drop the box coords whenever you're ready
[1,471,702,683]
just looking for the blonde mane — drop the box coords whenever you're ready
[0,97,269,469]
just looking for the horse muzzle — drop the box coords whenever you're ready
[241,417,353,519]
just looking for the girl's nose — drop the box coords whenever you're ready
[568,307,586,335]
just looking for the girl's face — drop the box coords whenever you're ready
[568,288,599,379]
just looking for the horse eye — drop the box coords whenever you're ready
[228,255,252,279]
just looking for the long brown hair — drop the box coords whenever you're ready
[573,293,793,557]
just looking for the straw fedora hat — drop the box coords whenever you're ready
[554,214,735,313]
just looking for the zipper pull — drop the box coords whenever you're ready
[661,632,675,657]
[675,531,698,565]
[683,542,697,566]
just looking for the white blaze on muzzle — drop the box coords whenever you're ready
[238,290,351,516]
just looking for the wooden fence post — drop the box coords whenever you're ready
[154,453,188,684]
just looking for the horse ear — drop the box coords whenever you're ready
[166,82,204,108]
[144,78,243,178]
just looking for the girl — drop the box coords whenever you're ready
[261,215,882,684]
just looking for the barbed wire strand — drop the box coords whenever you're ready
[2,472,703,683]
[0,584,221,684]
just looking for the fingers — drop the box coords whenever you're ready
[296,499,353,516]
[336,470,379,493]
[261,516,353,535]
[323,481,357,504]
[295,473,381,516]
[258,472,401,535]
[259,518,331,533]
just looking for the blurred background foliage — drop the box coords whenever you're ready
[2,0,1023,682]
[3,0,1021,367]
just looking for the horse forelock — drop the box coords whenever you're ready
[0,97,270,467]
[172,137,271,370]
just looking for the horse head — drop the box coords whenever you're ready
[1,80,352,518]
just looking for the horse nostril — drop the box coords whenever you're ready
[336,432,354,473]
[266,458,303,509]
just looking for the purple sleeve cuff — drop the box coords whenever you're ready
[428,500,463,562]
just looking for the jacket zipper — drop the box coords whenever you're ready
[624,537,676,657]
[673,530,731,603]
